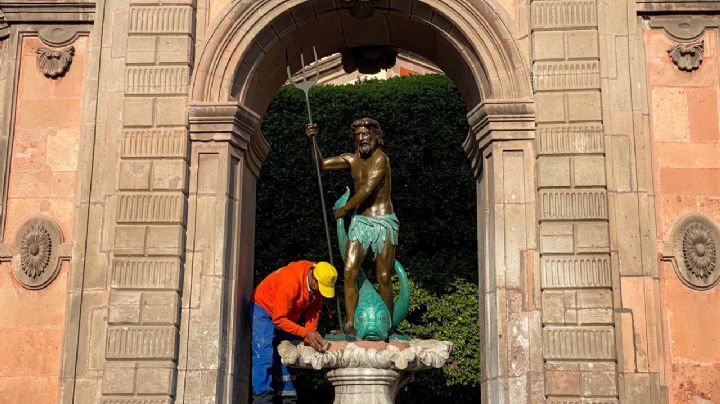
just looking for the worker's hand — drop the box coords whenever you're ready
[306,123,318,141]
[303,330,325,351]
[333,207,347,220]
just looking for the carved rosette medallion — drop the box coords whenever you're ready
[671,216,720,290]
[36,46,75,79]
[667,41,704,72]
[20,225,52,279]
[12,216,64,290]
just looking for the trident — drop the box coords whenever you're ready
[287,47,345,334]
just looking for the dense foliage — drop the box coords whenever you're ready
[255,74,480,402]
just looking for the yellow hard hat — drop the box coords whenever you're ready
[313,261,337,298]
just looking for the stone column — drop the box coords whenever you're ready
[463,99,542,403]
[531,0,619,400]
[176,103,268,403]
[100,2,195,402]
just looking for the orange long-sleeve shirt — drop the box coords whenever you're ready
[251,260,322,338]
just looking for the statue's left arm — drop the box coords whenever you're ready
[334,155,387,218]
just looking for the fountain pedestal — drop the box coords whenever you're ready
[278,339,453,404]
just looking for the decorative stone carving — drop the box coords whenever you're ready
[36,46,75,79]
[668,215,720,290]
[344,0,375,19]
[648,15,716,41]
[0,9,9,41]
[38,26,81,47]
[682,222,716,280]
[278,340,452,371]
[667,41,704,72]
[19,225,52,279]
[12,216,64,290]
[341,46,398,75]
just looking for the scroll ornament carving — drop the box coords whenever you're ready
[36,46,75,78]
[668,41,704,72]
[682,222,717,281]
[12,216,64,290]
[0,10,9,41]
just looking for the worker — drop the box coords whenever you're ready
[250,260,338,403]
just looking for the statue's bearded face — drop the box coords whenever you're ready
[354,126,378,157]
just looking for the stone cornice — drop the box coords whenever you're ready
[637,0,720,14]
[646,15,720,41]
[0,1,95,23]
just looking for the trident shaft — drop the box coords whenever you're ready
[287,47,345,334]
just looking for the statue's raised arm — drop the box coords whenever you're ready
[305,123,352,170]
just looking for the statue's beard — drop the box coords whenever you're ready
[358,143,374,157]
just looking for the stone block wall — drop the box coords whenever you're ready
[100,1,193,403]
[531,0,619,400]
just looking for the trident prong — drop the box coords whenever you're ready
[286,46,345,334]
[287,46,321,123]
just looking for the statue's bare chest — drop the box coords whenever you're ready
[350,158,372,184]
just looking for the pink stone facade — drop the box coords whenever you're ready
[0,36,86,402]
[0,1,718,403]
[646,28,720,404]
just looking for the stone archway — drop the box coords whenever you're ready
[182,1,536,402]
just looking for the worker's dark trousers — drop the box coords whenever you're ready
[250,303,298,404]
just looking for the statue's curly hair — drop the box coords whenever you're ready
[351,117,384,146]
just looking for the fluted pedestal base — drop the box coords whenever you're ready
[327,368,407,404]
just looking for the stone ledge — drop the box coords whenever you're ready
[0,1,95,23]
[638,0,720,14]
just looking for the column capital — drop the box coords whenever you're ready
[463,98,535,177]
[188,102,270,177]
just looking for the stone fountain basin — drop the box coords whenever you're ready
[278,339,453,404]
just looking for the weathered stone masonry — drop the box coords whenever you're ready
[531,0,618,401]
[101,2,193,403]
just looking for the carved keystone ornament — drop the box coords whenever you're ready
[12,216,64,289]
[669,215,720,290]
[343,0,375,18]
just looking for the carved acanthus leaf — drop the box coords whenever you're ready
[668,41,704,72]
[36,46,75,78]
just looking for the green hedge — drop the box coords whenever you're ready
[256,74,480,402]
